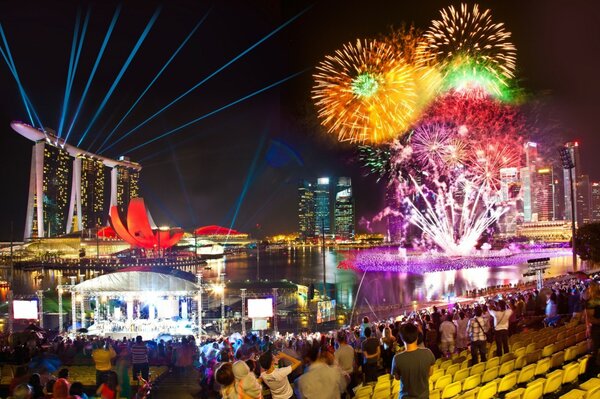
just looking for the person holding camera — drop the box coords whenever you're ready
[467,307,488,365]
[259,350,301,399]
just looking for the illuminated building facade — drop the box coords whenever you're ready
[534,167,554,222]
[111,156,140,210]
[577,174,591,224]
[67,155,106,232]
[563,142,582,226]
[334,177,355,240]
[498,167,520,235]
[25,141,71,238]
[591,182,600,222]
[298,180,315,239]
[13,122,141,240]
[315,177,331,235]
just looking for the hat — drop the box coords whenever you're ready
[232,360,250,380]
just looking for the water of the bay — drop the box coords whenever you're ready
[2,247,579,312]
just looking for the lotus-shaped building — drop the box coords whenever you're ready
[109,198,183,249]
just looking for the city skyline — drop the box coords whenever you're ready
[2,1,600,240]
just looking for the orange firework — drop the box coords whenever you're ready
[312,39,418,144]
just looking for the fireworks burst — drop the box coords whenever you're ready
[421,3,516,97]
[312,39,418,143]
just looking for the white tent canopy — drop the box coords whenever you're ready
[72,270,199,294]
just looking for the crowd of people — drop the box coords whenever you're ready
[2,271,600,399]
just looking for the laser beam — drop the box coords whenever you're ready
[226,133,267,243]
[79,6,161,148]
[59,8,90,137]
[0,23,42,127]
[96,10,211,154]
[64,5,122,143]
[101,5,311,154]
[121,69,307,154]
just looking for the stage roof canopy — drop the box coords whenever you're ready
[72,267,199,294]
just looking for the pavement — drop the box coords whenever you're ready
[150,369,203,399]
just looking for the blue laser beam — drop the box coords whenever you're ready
[101,5,311,154]
[0,23,42,127]
[59,8,90,137]
[226,133,267,241]
[121,69,307,154]
[169,141,197,226]
[96,10,211,154]
[64,5,121,143]
[0,45,34,125]
[79,7,161,148]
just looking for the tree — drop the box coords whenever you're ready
[574,223,600,263]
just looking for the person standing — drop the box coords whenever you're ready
[439,315,457,358]
[456,312,469,352]
[390,323,435,399]
[467,307,488,365]
[131,336,149,381]
[115,347,131,399]
[584,281,600,376]
[361,327,381,383]
[297,346,348,399]
[488,300,512,357]
[259,351,302,399]
[92,340,116,388]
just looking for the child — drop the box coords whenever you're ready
[232,360,262,399]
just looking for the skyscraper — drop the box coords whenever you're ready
[577,174,591,224]
[591,182,600,222]
[13,121,141,240]
[563,142,581,225]
[66,155,106,233]
[111,157,140,210]
[298,180,315,239]
[25,140,71,238]
[297,177,354,239]
[534,167,554,222]
[315,177,331,235]
[334,177,354,240]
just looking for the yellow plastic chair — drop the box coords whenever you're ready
[481,366,499,384]
[453,368,470,383]
[561,362,580,385]
[461,375,481,392]
[446,364,461,377]
[515,355,527,370]
[542,369,564,395]
[514,347,527,359]
[441,359,454,371]
[517,364,536,385]
[497,371,518,395]
[372,387,391,399]
[501,353,516,364]
[534,357,551,376]
[470,363,485,376]
[526,343,537,355]
[577,341,588,357]
[565,346,579,362]
[435,374,453,391]
[550,351,565,369]
[475,382,497,399]
[431,389,441,399]
[485,357,499,370]
[354,385,373,399]
[559,389,587,399]
[542,344,555,358]
[521,380,544,399]
[442,381,463,399]
[578,356,590,376]
[431,369,446,384]
[499,360,515,376]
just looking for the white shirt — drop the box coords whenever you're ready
[334,344,355,374]
[439,320,457,342]
[489,309,512,331]
[297,362,347,399]
[261,365,293,399]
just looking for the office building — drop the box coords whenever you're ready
[577,174,591,224]
[591,182,600,222]
[298,177,354,239]
[563,142,582,226]
[298,180,315,239]
[334,177,355,240]
[12,121,141,240]
[315,177,331,235]
[534,167,554,222]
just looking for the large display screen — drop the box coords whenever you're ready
[247,298,273,318]
[317,300,336,324]
[13,300,38,320]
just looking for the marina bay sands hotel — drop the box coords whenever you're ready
[11,121,141,241]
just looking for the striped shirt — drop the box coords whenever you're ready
[131,343,148,364]
[467,316,488,342]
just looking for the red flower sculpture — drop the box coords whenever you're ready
[109,198,184,249]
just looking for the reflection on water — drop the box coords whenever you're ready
[1,248,578,310]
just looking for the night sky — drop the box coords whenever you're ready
[1,0,599,240]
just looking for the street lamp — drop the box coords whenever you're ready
[559,146,577,271]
